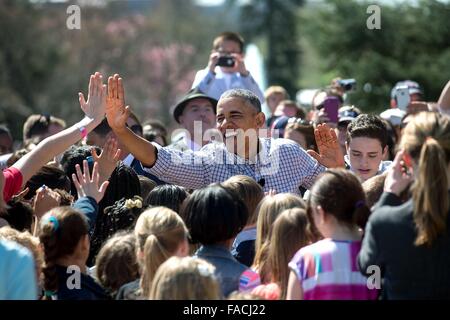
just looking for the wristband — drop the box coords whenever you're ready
[78,125,87,139]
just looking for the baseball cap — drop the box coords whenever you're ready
[338,106,360,123]
[379,108,406,126]
[172,88,218,124]
[390,80,423,99]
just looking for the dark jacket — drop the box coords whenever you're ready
[55,265,109,300]
[358,191,450,299]
[195,245,248,298]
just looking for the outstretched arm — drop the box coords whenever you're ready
[105,74,157,167]
[12,72,107,187]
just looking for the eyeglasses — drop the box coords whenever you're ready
[287,117,313,126]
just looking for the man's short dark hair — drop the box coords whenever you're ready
[220,89,262,113]
[24,165,71,200]
[180,184,248,245]
[93,118,112,137]
[22,114,66,142]
[346,114,388,149]
[213,31,245,53]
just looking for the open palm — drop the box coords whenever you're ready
[106,74,130,131]
[307,124,345,168]
[79,72,107,122]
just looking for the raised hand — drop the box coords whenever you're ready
[106,74,130,132]
[92,136,121,183]
[307,123,345,168]
[232,53,249,76]
[33,186,62,219]
[208,51,220,73]
[72,160,109,203]
[79,71,107,123]
[384,149,413,196]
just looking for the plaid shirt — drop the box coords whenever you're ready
[144,138,326,194]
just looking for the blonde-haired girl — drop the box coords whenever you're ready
[149,256,221,300]
[116,206,189,299]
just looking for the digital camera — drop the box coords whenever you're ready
[216,56,235,68]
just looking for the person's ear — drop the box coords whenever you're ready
[80,235,90,253]
[316,205,326,225]
[255,112,266,128]
[345,141,350,153]
[382,145,388,158]
[176,239,189,257]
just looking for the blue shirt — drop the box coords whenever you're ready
[0,239,37,300]
[192,68,265,103]
[145,138,326,194]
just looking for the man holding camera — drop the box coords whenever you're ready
[191,31,265,103]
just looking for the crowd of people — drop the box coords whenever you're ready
[1,31,450,300]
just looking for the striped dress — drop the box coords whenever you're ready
[288,239,378,300]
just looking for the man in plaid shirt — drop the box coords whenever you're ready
[105,74,344,194]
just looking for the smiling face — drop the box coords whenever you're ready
[346,137,387,182]
[179,98,216,138]
[216,97,265,157]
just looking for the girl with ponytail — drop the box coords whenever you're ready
[116,206,189,300]
[38,207,109,300]
[359,112,450,299]
[286,169,378,300]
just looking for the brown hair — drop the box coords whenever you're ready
[134,207,188,298]
[213,31,245,53]
[266,208,312,299]
[308,169,370,229]
[400,112,450,246]
[95,232,140,295]
[38,207,89,296]
[222,175,264,226]
[362,173,387,210]
[23,114,66,142]
[284,121,318,152]
[253,194,305,275]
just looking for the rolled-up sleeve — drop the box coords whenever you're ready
[143,144,211,190]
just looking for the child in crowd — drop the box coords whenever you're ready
[39,207,109,300]
[146,184,189,213]
[94,232,139,298]
[250,208,312,300]
[287,169,377,300]
[345,114,392,182]
[180,184,248,297]
[116,206,189,300]
[252,193,305,281]
[223,175,264,267]
[149,256,221,300]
